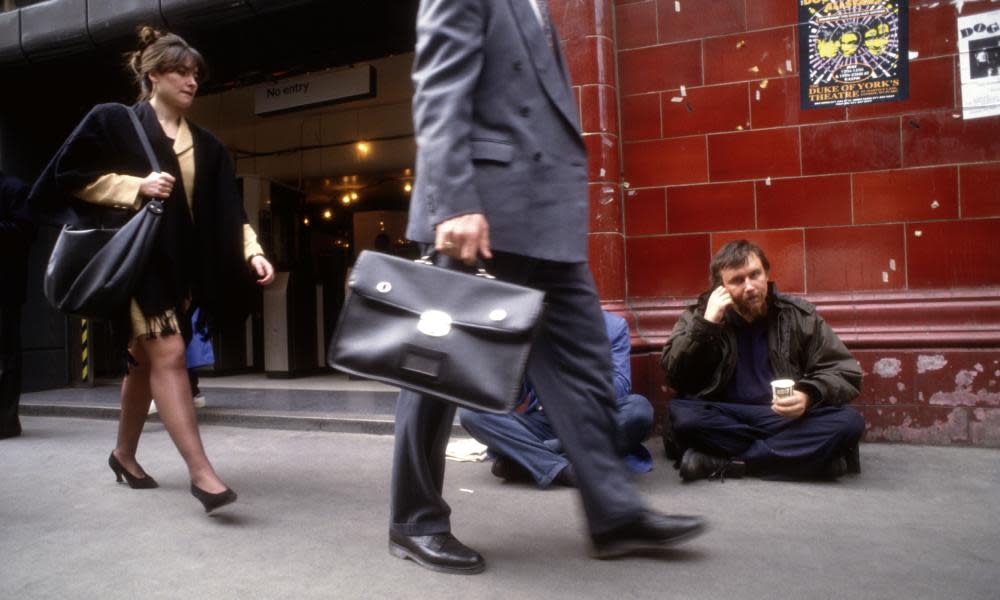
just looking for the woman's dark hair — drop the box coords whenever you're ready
[126,26,208,102]
[710,240,770,288]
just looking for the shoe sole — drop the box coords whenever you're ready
[388,541,485,575]
[591,522,708,560]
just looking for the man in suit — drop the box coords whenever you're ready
[389,0,706,574]
[0,172,35,439]
[459,311,655,489]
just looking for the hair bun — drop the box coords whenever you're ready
[136,25,164,49]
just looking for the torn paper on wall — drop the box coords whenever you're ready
[958,8,1000,120]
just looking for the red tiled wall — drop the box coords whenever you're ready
[557,0,1000,447]
[614,0,1000,299]
[552,0,626,300]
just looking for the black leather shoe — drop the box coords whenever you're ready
[661,412,683,467]
[190,483,237,513]
[553,464,576,487]
[844,444,861,474]
[822,456,848,479]
[679,448,746,482]
[108,451,159,489]
[591,510,707,559]
[389,531,485,574]
[491,456,532,483]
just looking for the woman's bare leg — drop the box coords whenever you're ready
[140,334,227,493]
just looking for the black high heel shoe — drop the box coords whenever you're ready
[190,483,237,513]
[108,451,158,489]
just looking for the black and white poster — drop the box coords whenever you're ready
[798,0,909,109]
[958,9,1000,119]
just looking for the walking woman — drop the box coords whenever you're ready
[30,27,275,512]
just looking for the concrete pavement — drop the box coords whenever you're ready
[2,415,999,599]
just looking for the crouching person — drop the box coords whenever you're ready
[661,240,864,482]
[461,311,654,488]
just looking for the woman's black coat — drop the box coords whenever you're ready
[29,102,255,336]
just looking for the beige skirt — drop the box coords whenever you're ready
[129,299,182,341]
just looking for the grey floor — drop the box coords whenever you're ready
[2,416,998,600]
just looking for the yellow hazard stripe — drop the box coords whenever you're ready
[81,319,89,382]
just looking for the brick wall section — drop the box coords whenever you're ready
[560,0,1000,446]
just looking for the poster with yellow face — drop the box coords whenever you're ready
[798,0,909,109]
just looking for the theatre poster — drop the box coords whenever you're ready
[958,8,1000,120]
[798,0,909,110]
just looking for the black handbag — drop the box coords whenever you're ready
[327,251,546,414]
[43,105,164,320]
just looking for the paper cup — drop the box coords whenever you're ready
[770,379,795,401]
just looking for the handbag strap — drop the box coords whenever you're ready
[124,105,162,173]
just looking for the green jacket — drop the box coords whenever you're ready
[660,284,862,407]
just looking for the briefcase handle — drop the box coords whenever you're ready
[415,252,497,280]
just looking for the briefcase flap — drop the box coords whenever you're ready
[348,251,544,336]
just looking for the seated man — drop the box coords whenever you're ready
[460,311,654,488]
[661,240,864,481]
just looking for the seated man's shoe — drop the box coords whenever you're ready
[591,510,707,559]
[661,413,683,467]
[490,456,532,483]
[822,456,848,479]
[553,464,576,487]
[388,531,485,574]
[844,444,861,474]
[679,448,746,482]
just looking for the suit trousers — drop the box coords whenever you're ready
[459,394,653,488]
[0,303,23,437]
[669,398,865,478]
[390,253,644,536]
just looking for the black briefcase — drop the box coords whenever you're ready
[328,251,545,414]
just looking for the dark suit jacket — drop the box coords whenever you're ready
[407,0,590,263]
[0,173,35,306]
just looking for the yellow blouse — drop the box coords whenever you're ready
[74,117,264,260]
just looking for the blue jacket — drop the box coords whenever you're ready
[523,312,654,473]
[523,311,631,412]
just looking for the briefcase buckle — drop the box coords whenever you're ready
[417,310,453,337]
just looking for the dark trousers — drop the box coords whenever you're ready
[669,398,865,478]
[390,253,643,536]
[459,394,653,487]
[0,303,23,437]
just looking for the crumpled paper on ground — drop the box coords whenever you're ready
[445,438,488,462]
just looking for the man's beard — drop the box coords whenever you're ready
[734,295,767,322]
